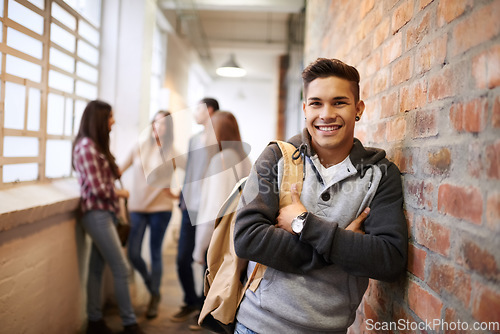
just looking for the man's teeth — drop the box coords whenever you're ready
[318,125,340,131]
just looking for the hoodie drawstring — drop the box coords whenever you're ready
[292,143,307,181]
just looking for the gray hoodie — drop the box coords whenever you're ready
[234,130,407,333]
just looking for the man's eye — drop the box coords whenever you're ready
[334,101,347,106]
[309,102,321,106]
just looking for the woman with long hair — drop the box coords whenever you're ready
[73,100,143,334]
[193,111,252,266]
[121,110,183,319]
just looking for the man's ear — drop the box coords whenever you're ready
[302,101,306,115]
[356,100,365,119]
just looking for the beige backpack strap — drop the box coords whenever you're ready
[244,141,305,294]
[273,141,304,208]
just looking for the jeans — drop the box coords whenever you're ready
[127,211,171,296]
[81,210,136,326]
[176,209,201,306]
[234,321,258,334]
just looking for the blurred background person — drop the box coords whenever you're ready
[73,100,144,334]
[171,97,220,322]
[121,110,183,319]
[193,111,252,267]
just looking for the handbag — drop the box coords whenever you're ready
[116,179,131,247]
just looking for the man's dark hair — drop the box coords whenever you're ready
[302,58,360,102]
[201,97,220,112]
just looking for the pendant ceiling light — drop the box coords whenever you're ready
[216,54,247,78]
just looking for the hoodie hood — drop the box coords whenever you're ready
[287,128,387,178]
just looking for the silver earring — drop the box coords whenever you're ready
[355,116,360,121]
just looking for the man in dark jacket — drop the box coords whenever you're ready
[234,58,408,334]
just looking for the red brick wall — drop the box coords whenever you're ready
[304,0,500,332]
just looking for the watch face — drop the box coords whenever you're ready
[292,217,304,234]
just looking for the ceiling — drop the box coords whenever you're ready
[158,0,305,79]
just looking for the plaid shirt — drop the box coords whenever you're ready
[73,137,119,215]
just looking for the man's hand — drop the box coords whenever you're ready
[276,183,307,234]
[346,207,370,234]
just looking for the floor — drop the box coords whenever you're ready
[100,225,213,334]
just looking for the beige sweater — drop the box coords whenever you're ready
[121,137,185,212]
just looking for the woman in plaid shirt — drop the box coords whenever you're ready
[73,100,143,334]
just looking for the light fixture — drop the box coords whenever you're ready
[216,54,247,78]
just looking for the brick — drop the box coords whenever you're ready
[386,116,406,141]
[427,147,451,175]
[408,243,426,280]
[472,45,500,89]
[420,0,433,10]
[437,0,472,26]
[414,109,438,138]
[392,0,414,34]
[355,127,367,144]
[444,308,473,334]
[405,180,433,210]
[400,79,428,112]
[415,34,447,75]
[365,51,381,77]
[360,0,375,20]
[360,80,371,100]
[408,280,443,322]
[391,146,414,174]
[486,140,500,179]
[429,66,454,102]
[382,33,402,66]
[374,18,390,49]
[449,103,464,132]
[450,98,488,133]
[372,68,389,94]
[473,284,500,323]
[468,141,483,178]
[415,216,450,256]
[406,10,432,50]
[438,184,483,224]
[372,122,386,143]
[392,56,413,86]
[384,0,398,11]
[493,96,500,128]
[405,209,414,237]
[462,239,499,279]
[428,262,471,307]
[381,90,399,118]
[464,98,487,133]
[452,2,500,56]
[358,5,382,42]
[486,192,500,229]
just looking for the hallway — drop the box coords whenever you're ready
[98,239,211,334]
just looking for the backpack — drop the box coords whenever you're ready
[198,141,304,333]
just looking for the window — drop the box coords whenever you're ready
[0,0,102,186]
[149,24,167,120]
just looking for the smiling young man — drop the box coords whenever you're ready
[233,58,408,334]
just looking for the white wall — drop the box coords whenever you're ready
[205,75,278,164]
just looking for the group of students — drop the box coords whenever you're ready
[73,58,407,334]
[72,96,251,333]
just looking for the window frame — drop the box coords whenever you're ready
[0,0,102,187]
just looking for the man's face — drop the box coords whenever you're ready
[303,76,364,163]
[194,103,213,125]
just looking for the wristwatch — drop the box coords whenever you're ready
[291,212,308,235]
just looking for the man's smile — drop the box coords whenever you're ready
[315,124,343,132]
